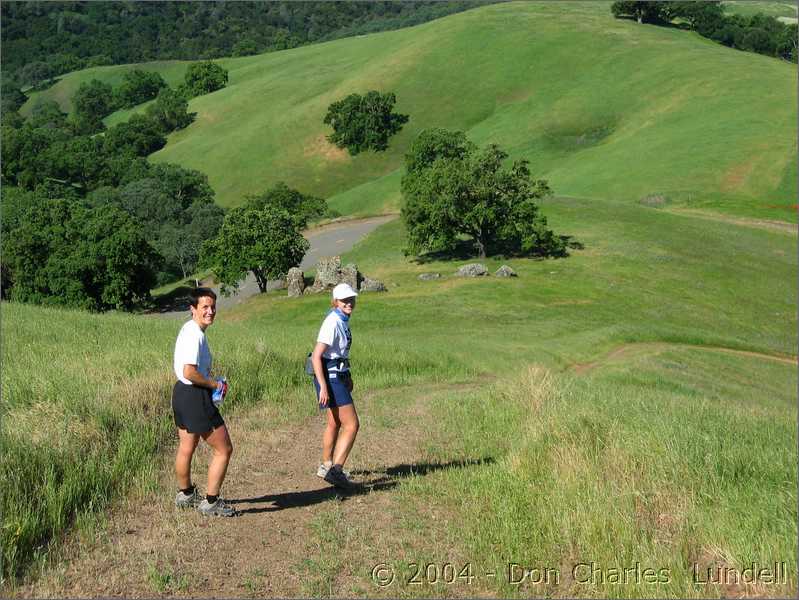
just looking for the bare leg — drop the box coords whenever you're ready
[202,425,233,496]
[175,428,200,489]
[322,408,341,464]
[331,404,359,467]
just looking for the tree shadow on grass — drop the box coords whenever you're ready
[148,285,194,314]
[412,236,584,264]
[411,239,480,264]
[229,457,494,515]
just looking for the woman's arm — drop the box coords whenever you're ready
[183,364,220,390]
[312,342,330,406]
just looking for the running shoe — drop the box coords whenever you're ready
[197,497,237,517]
[324,465,355,490]
[175,487,201,509]
[316,463,350,479]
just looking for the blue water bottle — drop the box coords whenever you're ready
[212,377,227,405]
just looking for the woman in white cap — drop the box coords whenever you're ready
[311,282,359,490]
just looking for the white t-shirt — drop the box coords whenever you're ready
[174,320,212,384]
[316,310,352,370]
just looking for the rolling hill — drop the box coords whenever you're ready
[22,1,797,221]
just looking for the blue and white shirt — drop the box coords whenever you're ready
[316,309,352,371]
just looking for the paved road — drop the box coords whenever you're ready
[157,215,396,316]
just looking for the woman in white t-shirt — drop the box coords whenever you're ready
[311,283,359,490]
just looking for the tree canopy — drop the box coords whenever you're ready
[181,61,229,98]
[401,129,572,259]
[611,1,797,62]
[323,91,409,155]
[245,182,327,229]
[2,2,488,87]
[114,69,167,109]
[1,191,162,310]
[200,206,309,295]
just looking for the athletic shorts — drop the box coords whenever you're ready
[313,370,353,409]
[172,381,225,434]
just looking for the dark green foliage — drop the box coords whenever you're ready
[611,1,797,61]
[43,135,108,191]
[1,194,161,311]
[114,69,167,109]
[1,85,27,115]
[324,91,409,155]
[72,79,116,134]
[401,129,570,259]
[1,122,72,188]
[610,1,667,24]
[1,2,489,85]
[232,38,259,57]
[28,100,69,130]
[97,165,224,282]
[98,164,224,283]
[200,206,309,294]
[18,61,55,88]
[181,61,228,98]
[102,114,166,157]
[245,182,327,229]
[145,87,195,132]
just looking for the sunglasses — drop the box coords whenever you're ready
[338,298,356,305]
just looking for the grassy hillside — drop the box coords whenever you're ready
[22,1,797,221]
[3,192,796,592]
[723,1,798,22]
[6,3,797,591]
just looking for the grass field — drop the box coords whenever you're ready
[4,0,797,594]
[21,1,797,221]
[723,1,798,22]
[3,192,795,593]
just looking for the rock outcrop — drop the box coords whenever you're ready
[456,263,488,277]
[286,268,305,297]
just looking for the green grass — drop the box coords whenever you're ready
[2,189,795,589]
[4,1,797,591]
[20,61,189,118]
[22,2,797,220]
[723,1,797,22]
[413,353,796,597]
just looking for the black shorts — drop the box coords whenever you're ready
[172,381,225,434]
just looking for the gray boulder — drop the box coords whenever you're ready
[360,277,387,292]
[495,265,518,278]
[305,256,342,294]
[418,273,441,281]
[456,263,488,277]
[286,268,305,297]
[340,263,360,290]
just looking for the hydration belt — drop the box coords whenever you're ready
[324,357,350,372]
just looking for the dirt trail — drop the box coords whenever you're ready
[15,380,485,598]
[570,342,797,375]
[664,208,797,235]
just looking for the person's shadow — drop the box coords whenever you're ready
[228,457,494,515]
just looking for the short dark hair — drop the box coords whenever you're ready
[189,287,217,308]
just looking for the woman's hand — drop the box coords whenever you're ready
[318,384,330,407]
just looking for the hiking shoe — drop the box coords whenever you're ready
[316,463,350,479]
[197,497,237,517]
[324,465,355,491]
[175,487,201,509]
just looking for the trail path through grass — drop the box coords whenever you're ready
[14,381,487,598]
[571,342,798,375]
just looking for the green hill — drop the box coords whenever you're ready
[6,1,797,589]
[22,1,797,221]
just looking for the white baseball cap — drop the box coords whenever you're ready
[332,283,358,300]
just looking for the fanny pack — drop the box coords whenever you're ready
[305,353,350,376]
